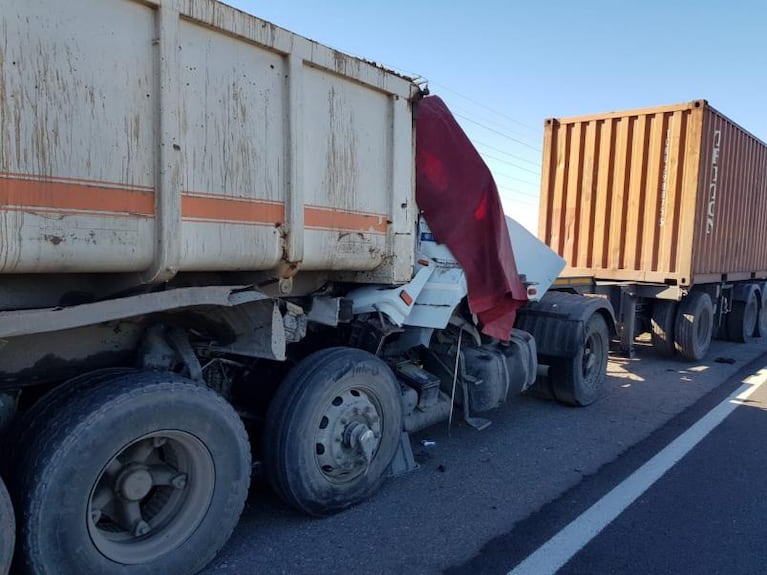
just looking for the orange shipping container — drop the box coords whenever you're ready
[539,100,767,287]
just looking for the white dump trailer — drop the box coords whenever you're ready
[0,2,614,573]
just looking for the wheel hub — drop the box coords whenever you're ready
[343,422,376,464]
[315,389,382,481]
[87,431,215,565]
[116,464,153,501]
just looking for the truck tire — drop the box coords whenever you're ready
[650,300,677,357]
[4,368,134,477]
[14,372,250,575]
[674,291,714,361]
[727,291,758,343]
[263,347,402,516]
[0,476,13,575]
[758,298,767,337]
[549,314,609,406]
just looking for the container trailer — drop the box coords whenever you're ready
[540,100,767,360]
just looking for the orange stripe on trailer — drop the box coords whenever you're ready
[181,194,284,225]
[0,176,155,216]
[0,177,389,235]
[304,205,388,234]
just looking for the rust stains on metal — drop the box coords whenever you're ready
[541,101,767,286]
[324,87,359,213]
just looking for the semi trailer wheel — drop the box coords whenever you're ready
[0,476,13,575]
[550,314,609,406]
[14,372,250,575]
[758,296,767,337]
[650,300,677,358]
[674,291,714,361]
[4,368,134,476]
[727,290,758,343]
[263,347,402,516]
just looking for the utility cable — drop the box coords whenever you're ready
[474,139,542,167]
[431,81,541,133]
[455,113,542,152]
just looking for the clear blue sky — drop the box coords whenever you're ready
[226,0,767,232]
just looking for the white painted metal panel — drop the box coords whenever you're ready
[506,216,565,301]
[0,0,418,283]
[302,67,392,215]
[177,18,286,270]
[0,0,156,185]
[0,0,156,272]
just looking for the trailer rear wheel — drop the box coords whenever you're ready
[15,372,250,575]
[651,300,677,357]
[4,368,134,477]
[758,297,767,337]
[550,314,609,406]
[0,476,13,575]
[674,292,714,361]
[263,347,402,516]
[727,291,758,343]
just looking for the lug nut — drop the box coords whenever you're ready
[133,520,151,537]
[170,473,188,489]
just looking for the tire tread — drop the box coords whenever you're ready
[15,372,250,575]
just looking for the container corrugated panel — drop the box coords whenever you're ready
[539,100,767,287]
[0,0,418,284]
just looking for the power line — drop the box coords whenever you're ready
[491,169,540,188]
[448,103,541,145]
[480,152,541,176]
[430,81,541,133]
[454,113,542,153]
[473,139,542,167]
[496,185,539,200]
[496,188,539,206]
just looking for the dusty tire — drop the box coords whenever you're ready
[727,291,758,343]
[758,297,767,337]
[550,314,609,406]
[15,372,250,575]
[651,300,677,358]
[674,291,714,361]
[0,476,13,575]
[4,368,134,478]
[263,347,402,516]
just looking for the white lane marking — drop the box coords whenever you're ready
[509,367,767,575]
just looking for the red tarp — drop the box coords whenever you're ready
[415,95,527,340]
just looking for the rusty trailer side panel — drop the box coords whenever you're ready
[693,107,767,283]
[0,0,418,284]
[539,100,767,287]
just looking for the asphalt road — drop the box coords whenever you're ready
[557,378,767,575]
[201,337,767,575]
